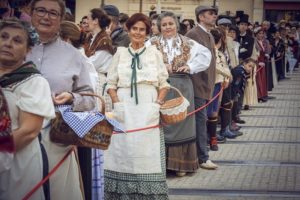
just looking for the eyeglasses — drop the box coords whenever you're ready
[34,7,61,20]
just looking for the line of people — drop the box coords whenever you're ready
[1,1,300,200]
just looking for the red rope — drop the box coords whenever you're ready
[22,147,75,200]
[23,86,225,198]
[22,54,285,198]
[256,65,264,73]
[187,87,223,117]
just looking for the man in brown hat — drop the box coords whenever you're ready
[185,5,218,170]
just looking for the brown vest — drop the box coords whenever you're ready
[185,26,216,100]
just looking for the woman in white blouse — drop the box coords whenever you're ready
[0,18,55,200]
[105,13,170,199]
[147,11,211,177]
[84,8,114,112]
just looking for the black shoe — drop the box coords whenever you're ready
[267,96,276,100]
[258,98,267,103]
[217,133,226,143]
[210,144,218,151]
[232,130,243,137]
[244,105,250,110]
[235,118,246,124]
[221,129,237,139]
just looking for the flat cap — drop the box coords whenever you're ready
[195,6,217,16]
[217,18,232,25]
[103,5,119,17]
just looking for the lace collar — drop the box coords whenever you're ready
[159,34,182,64]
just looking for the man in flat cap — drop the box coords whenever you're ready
[185,5,218,170]
[103,4,130,53]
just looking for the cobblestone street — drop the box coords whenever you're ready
[167,69,300,200]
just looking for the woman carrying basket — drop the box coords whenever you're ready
[147,11,211,177]
[105,13,170,199]
[27,0,95,199]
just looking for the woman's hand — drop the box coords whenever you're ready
[108,89,120,103]
[165,64,173,74]
[258,62,265,67]
[176,65,190,73]
[52,92,73,105]
[112,97,120,104]
[222,81,229,89]
[155,99,164,105]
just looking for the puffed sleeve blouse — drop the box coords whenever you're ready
[106,45,170,90]
[26,38,95,111]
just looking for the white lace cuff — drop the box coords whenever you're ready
[160,98,190,115]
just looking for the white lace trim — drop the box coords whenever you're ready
[160,35,182,64]
[160,98,190,115]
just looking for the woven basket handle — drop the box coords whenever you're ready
[79,93,105,114]
[169,86,184,98]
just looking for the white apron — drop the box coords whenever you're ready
[41,122,83,200]
[104,85,161,174]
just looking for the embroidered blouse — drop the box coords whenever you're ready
[147,34,211,74]
[106,45,169,90]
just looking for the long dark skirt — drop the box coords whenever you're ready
[164,74,199,172]
[256,65,268,99]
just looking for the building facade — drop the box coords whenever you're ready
[74,0,299,24]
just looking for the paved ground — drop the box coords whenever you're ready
[167,69,300,200]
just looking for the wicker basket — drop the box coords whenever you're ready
[160,86,189,125]
[50,93,113,150]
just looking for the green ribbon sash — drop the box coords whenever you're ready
[128,47,146,104]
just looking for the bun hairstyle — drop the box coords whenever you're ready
[156,11,180,32]
[60,21,84,48]
[90,8,111,29]
[211,27,226,52]
[126,13,151,34]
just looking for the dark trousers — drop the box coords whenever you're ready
[237,92,244,114]
[275,58,284,80]
[78,147,92,200]
[194,97,208,162]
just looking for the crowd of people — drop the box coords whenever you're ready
[0,0,300,200]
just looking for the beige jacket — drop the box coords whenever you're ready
[215,48,232,84]
[226,36,239,68]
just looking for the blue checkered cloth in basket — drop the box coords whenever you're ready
[57,105,125,138]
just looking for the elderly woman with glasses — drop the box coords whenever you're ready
[0,18,55,200]
[27,0,95,199]
[147,11,211,176]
